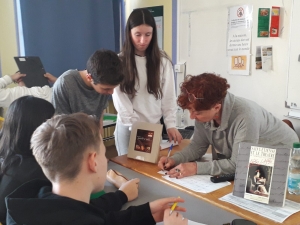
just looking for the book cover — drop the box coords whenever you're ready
[233,142,291,206]
[127,122,162,163]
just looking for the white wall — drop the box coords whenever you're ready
[177,0,300,136]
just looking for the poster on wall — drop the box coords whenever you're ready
[146,6,163,49]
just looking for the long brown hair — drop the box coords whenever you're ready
[120,8,170,99]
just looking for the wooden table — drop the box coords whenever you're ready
[110,140,300,225]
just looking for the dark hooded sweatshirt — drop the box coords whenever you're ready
[5,179,156,225]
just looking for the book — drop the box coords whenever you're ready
[127,122,162,163]
[233,142,291,206]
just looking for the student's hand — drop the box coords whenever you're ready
[149,197,186,222]
[167,128,182,144]
[163,208,188,225]
[18,81,26,87]
[167,162,197,178]
[158,156,175,171]
[44,73,57,83]
[119,178,139,201]
[11,72,26,83]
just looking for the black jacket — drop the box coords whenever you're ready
[6,179,156,225]
[0,156,47,224]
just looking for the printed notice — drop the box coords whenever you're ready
[227,30,251,56]
[228,5,253,30]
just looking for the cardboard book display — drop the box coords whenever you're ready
[127,122,162,164]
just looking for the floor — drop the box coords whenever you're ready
[105,145,118,159]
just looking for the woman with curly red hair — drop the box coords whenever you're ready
[158,73,299,177]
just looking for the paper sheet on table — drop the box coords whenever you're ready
[160,140,178,150]
[188,220,206,225]
[219,193,300,223]
[103,120,115,126]
[161,174,230,193]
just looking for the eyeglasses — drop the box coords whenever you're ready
[182,87,204,103]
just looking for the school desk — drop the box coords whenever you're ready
[108,140,300,225]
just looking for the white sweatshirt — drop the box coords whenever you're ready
[112,55,177,129]
[0,75,52,107]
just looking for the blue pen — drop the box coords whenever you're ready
[167,144,174,158]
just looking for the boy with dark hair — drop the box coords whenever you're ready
[5,113,186,225]
[52,49,124,134]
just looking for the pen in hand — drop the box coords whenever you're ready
[164,144,173,168]
[169,196,180,215]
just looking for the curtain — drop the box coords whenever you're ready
[18,0,122,77]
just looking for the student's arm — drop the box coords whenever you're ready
[112,86,140,126]
[0,75,52,108]
[51,77,72,114]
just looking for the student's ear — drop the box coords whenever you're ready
[86,73,93,83]
[88,152,98,173]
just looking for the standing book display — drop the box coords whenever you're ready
[127,122,162,163]
[233,142,291,206]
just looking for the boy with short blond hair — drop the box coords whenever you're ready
[5,113,186,225]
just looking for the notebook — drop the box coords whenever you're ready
[14,56,48,88]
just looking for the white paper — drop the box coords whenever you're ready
[220,193,300,223]
[162,175,231,193]
[103,120,115,126]
[227,30,251,56]
[188,220,206,225]
[261,45,272,72]
[160,140,178,150]
[228,5,253,30]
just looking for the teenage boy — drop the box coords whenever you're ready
[5,113,186,225]
[52,49,124,134]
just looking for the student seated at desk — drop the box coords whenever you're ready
[5,113,187,225]
[0,72,56,107]
[0,96,55,224]
[158,73,299,177]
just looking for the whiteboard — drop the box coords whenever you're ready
[286,0,300,110]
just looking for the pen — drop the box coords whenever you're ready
[165,144,173,166]
[169,196,180,215]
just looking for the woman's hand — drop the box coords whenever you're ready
[167,127,183,144]
[158,156,176,171]
[118,178,139,201]
[163,209,188,225]
[149,197,186,222]
[166,162,197,178]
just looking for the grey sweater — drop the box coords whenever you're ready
[52,70,109,119]
[171,92,299,175]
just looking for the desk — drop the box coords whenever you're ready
[110,140,300,225]
[105,161,242,225]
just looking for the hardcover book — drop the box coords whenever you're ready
[127,122,162,164]
[233,142,291,206]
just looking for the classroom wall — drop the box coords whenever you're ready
[0,1,19,77]
[177,0,300,136]
[125,0,173,58]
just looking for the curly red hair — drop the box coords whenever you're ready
[177,73,230,111]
